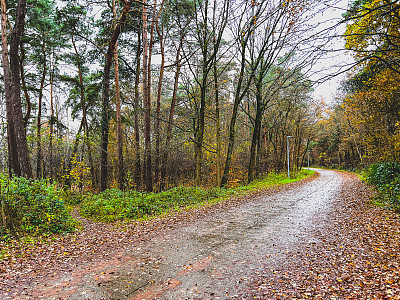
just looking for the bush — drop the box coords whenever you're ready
[366,161,400,186]
[366,162,400,210]
[0,175,76,238]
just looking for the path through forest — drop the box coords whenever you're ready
[3,169,400,299]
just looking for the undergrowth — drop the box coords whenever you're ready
[0,169,314,242]
[0,175,76,240]
[365,162,400,212]
[80,169,314,223]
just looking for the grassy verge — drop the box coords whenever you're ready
[80,169,315,223]
[0,170,314,256]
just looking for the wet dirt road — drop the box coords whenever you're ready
[22,169,345,299]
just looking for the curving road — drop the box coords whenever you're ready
[100,169,343,299]
[19,169,347,299]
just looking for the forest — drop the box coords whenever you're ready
[1,0,400,233]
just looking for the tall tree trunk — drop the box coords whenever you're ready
[194,0,209,187]
[213,59,221,187]
[142,0,152,192]
[113,0,124,190]
[114,46,124,189]
[99,0,130,191]
[134,30,142,189]
[220,24,255,187]
[19,42,30,129]
[220,98,240,187]
[161,42,182,188]
[195,79,206,186]
[248,81,263,183]
[49,57,54,182]
[36,40,47,179]
[154,0,165,187]
[255,128,262,176]
[220,52,247,187]
[9,0,32,178]
[1,0,20,176]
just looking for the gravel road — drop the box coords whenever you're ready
[116,169,341,300]
[5,169,373,299]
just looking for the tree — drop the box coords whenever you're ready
[160,0,193,187]
[141,0,152,192]
[58,1,99,188]
[100,0,130,191]
[339,0,400,164]
[25,0,60,179]
[345,0,400,74]
[113,0,125,190]
[2,0,33,178]
[1,0,20,176]
[189,0,229,186]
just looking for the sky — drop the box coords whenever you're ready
[311,0,354,105]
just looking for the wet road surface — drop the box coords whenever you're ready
[102,169,342,299]
[22,169,345,299]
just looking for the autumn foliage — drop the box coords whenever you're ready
[314,1,400,168]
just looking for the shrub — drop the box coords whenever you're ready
[366,161,400,186]
[0,175,76,238]
[366,162,400,209]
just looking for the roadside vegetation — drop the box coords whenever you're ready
[0,169,314,241]
[80,169,314,223]
[0,175,76,240]
[365,162,400,213]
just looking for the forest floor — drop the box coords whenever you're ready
[1,169,400,299]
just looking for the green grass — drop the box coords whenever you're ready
[0,169,315,249]
[240,169,314,191]
[80,169,315,223]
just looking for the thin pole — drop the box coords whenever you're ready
[287,136,292,178]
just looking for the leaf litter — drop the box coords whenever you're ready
[3,171,399,299]
[0,175,317,299]
[250,172,400,299]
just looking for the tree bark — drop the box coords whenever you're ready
[134,30,142,189]
[220,44,248,187]
[19,41,31,129]
[194,0,209,187]
[213,58,221,187]
[1,0,20,177]
[113,0,124,190]
[154,0,165,187]
[248,83,263,183]
[36,40,47,179]
[49,57,54,182]
[9,0,32,178]
[142,0,152,192]
[100,0,130,191]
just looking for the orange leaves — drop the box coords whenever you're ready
[342,64,400,161]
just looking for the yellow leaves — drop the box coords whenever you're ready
[66,154,91,187]
[345,0,400,60]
